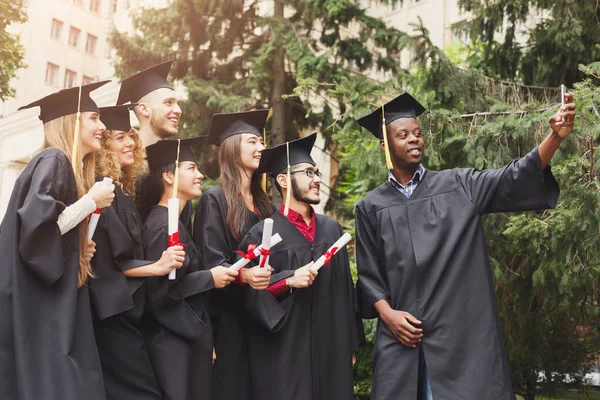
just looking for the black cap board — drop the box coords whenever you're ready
[116,60,174,105]
[145,136,206,171]
[208,109,269,146]
[257,132,317,175]
[99,104,138,132]
[357,92,426,139]
[18,80,110,124]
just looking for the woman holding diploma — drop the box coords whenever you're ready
[90,104,187,399]
[238,133,361,400]
[142,137,238,400]
[193,110,274,400]
[0,82,116,400]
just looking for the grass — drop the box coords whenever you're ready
[515,391,600,400]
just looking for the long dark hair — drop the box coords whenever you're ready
[136,163,176,223]
[218,135,272,241]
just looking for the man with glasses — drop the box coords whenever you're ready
[236,133,362,400]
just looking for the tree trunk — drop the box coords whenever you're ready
[271,0,286,145]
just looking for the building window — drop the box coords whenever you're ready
[50,19,63,41]
[69,26,80,48]
[64,69,77,88]
[110,0,118,14]
[82,75,94,85]
[86,34,97,55]
[45,63,60,86]
[90,0,101,13]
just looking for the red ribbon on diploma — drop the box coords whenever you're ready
[235,244,258,260]
[234,245,270,266]
[323,247,339,266]
[168,231,186,248]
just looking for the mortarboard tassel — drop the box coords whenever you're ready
[71,85,82,166]
[283,141,291,217]
[381,103,394,170]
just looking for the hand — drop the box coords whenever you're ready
[210,266,238,289]
[84,240,96,263]
[212,347,217,365]
[287,262,318,289]
[352,353,356,367]
[380,308,423,348]
[88,181,115,209]
[153,246,185,276]
[549,93,575,138]
[240,266,271,290]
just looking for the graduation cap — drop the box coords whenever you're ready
[257,132,317,216]
[116,60,174,105]
[357,92,426,170]
[208,109,269,146]
[99,104,138,132]
[18,80,110,124]
[145,136,206,171]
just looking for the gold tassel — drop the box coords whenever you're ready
[283,141,291,217]
[172,139,181,198]
[381,103,394,170]
[71,85,82,167]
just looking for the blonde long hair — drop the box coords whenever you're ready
[95,128,147,197]
[43,113,95,288]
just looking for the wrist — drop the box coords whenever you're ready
[239,268,248,284]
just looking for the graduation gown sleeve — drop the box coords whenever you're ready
[89,204,149,321]
[458,146,559,214]
[355,204,388,319]
[17,153,70,285]
[143,210,213,341]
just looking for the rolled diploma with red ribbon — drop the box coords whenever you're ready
[229,233,282,272]
[313,232,352,271]
[167,197,180,280]
[87,177,113,241]
[259,218,273,269]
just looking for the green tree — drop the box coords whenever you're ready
[109,0,408,178]
[458,0,600,87]
[0,0,27,101]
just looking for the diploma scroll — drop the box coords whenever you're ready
[230,233,283,272]
[167,197,180,280]
[259,218,273,268]
[313,233,352,271]
[87,177,113,241]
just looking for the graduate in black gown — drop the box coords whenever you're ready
[0,82,116,400]
[238,133,361,400]
[90,104,187,399]
[142,137,238,400]
[354,92,576,400]
[193,110,274,400]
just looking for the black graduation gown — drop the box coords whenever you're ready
[143,205,215,400]
[192,185,262,400]
[0,148,106,400]
[355,147,560,400]
[89,185,162,400]
[239,211,360,400]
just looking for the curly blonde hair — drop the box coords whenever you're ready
[95,128,148,198]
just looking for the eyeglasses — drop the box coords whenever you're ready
[289,168,322,179]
